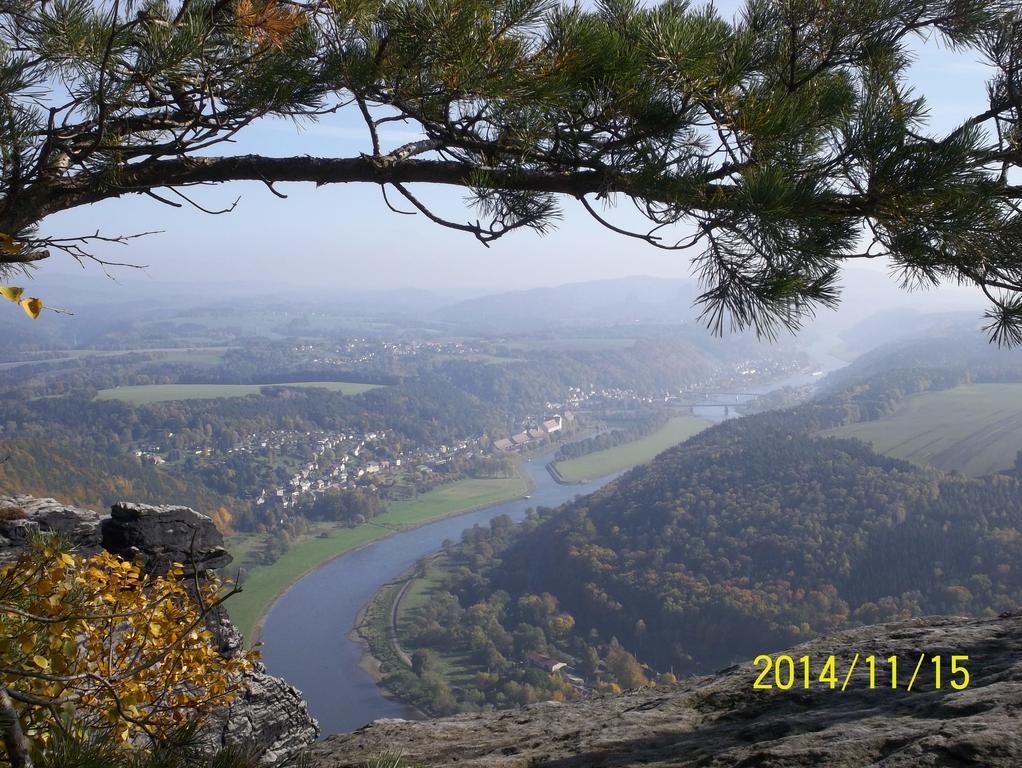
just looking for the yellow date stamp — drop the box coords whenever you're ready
[752,653,971,691]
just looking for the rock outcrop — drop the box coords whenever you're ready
[310,611,1022,767]
[0,494,318,765]
[101,501,234,574]
[206,669,321,766]
[0,494,102,560]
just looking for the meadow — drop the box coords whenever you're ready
[553,415,711,482]
[224,474,530,643]
[0,346,229,370]
[506,337,637,352]
[393,555,477,686]
[95,380,382,404]
[822,383,1022,477]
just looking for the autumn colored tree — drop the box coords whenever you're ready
[0,1,1021,340]
[0,536,257,768]
[210,506,234,535]
[605,638,648,689]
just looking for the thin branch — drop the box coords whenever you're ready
[579,195,704,251]
[167,187,240,215]
[356,95,381,156]
[391,181,496,246]
[379,184,415,215]
[145,190,183,208]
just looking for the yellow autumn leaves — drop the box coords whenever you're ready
[0,232,22,254]
[0,539,257,745]
[1,232,45,319]
[0,286,43,319]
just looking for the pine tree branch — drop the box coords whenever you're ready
[9,153,875,234]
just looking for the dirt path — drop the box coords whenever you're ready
[389,577,414,667]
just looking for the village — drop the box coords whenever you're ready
[125,348,806,523]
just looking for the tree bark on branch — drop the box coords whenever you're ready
[0,688,33,768]
[9,153,870,232]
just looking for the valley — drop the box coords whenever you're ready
[346,337,1022,718]
[4,279,1022,764]
[226,472,531,642]
[5,2,1022,763]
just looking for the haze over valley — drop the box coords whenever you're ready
[5,0,1022,764]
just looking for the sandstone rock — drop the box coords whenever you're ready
[0,494,102,561]
[205,666,320,766]
[101,501,233,575]
[309,612,1022,767]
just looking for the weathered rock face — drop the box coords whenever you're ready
[310,611,1022,768]
[97,502,247,655]
[0,494,102,561]
[101,501,233,575]
[205,667,321,766]
[0,494,318,765]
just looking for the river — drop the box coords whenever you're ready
[257,460,621,734]
[259,344,847,735]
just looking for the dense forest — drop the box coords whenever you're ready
[375,515,656,715]
[418,361,1022,681]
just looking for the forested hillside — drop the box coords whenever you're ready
[0,436,242,515]
[428,362,1022,679]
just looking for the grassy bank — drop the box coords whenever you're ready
[96,381,382,404]
[553,415,711,482]
[357,554,474,716]
[394,556,477,688]
[225,473,530,643]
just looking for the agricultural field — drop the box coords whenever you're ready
[821,383,1022,477]
[224,473,529,643]
[428,352,522,365]
[95,380,382,404]
[506,337,637,352]
[150,347,230,366]
[381,476,529,526]
[553,415,711,482]
[0,346,231,370]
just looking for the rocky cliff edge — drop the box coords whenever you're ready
[310,611,1022,768]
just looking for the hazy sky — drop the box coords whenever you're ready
[35,0,993,298]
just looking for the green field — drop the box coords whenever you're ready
[95,381,382,404]
[225,474,530,643]
[821,384,1022,477]
[152,348,229,366]
[553,415,711,482]
[507,337,637,352]
[394,555,477,686]
[0,346,231,371]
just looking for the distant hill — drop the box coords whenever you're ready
[823,326,1022,390]
[432,276,703,332]
[806,267,985,336]
[834,308,984,359]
